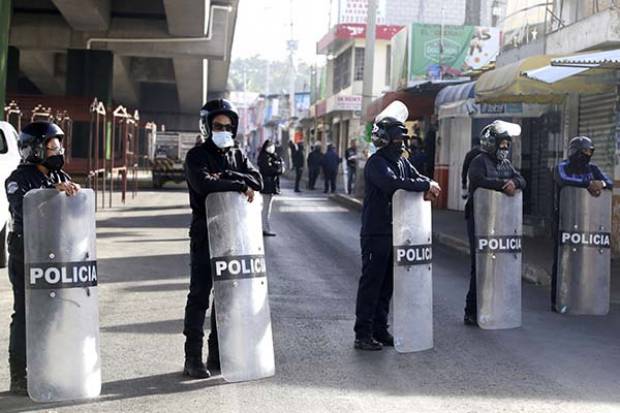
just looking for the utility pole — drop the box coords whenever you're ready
[284,0,298,170]
[355,0,377,198]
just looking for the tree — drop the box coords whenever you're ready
[228,56,311,94]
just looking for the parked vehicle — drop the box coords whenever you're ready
[152,131,197,188]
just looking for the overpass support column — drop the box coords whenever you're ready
[66,49,113,105]
[0,0,12,118]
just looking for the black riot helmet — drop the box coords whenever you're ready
[568,136,594,159]
[199,98,239,138]
[18,121,65,164]
[371,117,408,148]
[479,120,521,153]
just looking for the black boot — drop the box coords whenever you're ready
[183,357,210,379]
[206,340,220,372]
[373,331,394,347]
[9,361,28,396]
[464,313,478,327]
[354,337,382,351]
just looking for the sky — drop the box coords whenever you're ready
[231,0,332,63]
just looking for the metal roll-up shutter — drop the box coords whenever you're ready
[578,93,617,176]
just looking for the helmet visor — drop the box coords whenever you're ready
[493,120,521,138]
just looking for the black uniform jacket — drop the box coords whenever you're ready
[185,140,263,238]
[5,164,70,252]
[361,148,431,237]
[461,146,484,189]
[465,151,526,219]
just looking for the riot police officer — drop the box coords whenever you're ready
[464,120,526,326]
[5,121,79,395]
[551,136,613,311]
[183,99,263,378]
[354,117,441,350]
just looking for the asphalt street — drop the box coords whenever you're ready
[0,181,619,412]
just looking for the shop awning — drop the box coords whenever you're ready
[364,91,435,123]
[476,55,612,104]
[552,49,620,68]
[434,81,475,110]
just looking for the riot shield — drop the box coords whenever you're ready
[23,189,100,402]
[206,192,275,382]
[556,187,611,315]
[392,190,433,353]
[474,189,522,330]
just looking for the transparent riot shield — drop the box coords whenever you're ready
[556,187,611,315]
[392,190,433,353]
[206,192,275,382]
[23,189,100,402]
[474,189,522,330]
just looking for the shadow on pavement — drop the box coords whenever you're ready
[122,282,188,293]
[97,213,191,229]
[98,253,189,283]
[0,372,226,413]
[101,318,184,335]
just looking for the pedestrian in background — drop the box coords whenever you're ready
[307,143,323,190]
[258,139,284,237]
[289,141,305,192]
[321,143,341,193]
[344,139,358,194]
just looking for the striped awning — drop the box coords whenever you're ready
[434,81,475,110]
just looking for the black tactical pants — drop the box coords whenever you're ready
[7,233,26,376]
[183,235,218,358]
[354,235,393,339]
[465,216,477,317]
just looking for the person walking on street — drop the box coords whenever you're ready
[464,120,525,327]
[290,141,305,192]
[258,139,284,237]
[321,143,341,193]
[307,143,323,190]
[354,115,441,350]
[345,139,359,194]
[183,99,263,379]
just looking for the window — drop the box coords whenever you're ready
[333,48,352,93]
[354,47,365,81]
[385,45,391,86]
[0,130,7,154]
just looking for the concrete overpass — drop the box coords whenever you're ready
[6,0,238,130]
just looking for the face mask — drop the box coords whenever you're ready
[573,151,591,166]
[368,142,377,155]
[42,154,64,171]
[266,145,276,154]
[212,131,234,149]
[496,148,510,162]
[383,142,404,159]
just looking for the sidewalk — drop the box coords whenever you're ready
[331,192,620,304]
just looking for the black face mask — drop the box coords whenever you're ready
[571,151,591,167]
[42,154,65,171]
[382,142,404,160]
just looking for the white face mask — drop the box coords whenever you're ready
[212,131,234,149]
[266,145,276,154]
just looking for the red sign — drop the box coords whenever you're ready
[318,24,403,54]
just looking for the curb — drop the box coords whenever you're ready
[330,192,551,286]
